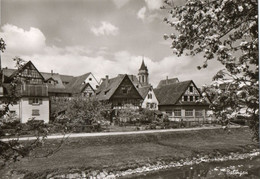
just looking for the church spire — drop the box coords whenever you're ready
[138,57,149,86]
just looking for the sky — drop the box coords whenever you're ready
[0,0,224,87]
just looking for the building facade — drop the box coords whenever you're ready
[154,79,210,122]
[96,74,143,109]
[1,61,49,123]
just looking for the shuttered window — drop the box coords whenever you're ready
[32,109,40,116]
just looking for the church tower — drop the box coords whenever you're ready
[138,59,149,86]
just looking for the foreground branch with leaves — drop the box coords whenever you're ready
[0,38,67,168]
[162,0,258,141]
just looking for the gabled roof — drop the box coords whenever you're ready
[157,77,179,88]
[41,72,66,89]
[96,74,143,101]
[59,74,74,84]
[154,80,192,105]
[65,72,92,93]
[2,68,16,77]
[138,85,152,99]
[9,61,45,80]
[118,74,141,87]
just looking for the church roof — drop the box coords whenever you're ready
[139,60,148,71]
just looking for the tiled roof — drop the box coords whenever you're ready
[96,74,142,101]
[9,61,45,80]
[41,72,66,89]
[157,77,179,88]
[59,74,74,84]
[2,68,16,77]
[2,67,94,95]
[65,73,91,94]
[138,85,152,99]
[154,80,191,105]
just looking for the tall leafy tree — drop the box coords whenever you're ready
[162,0,258,140]
[0,38,65,167]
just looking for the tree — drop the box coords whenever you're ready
[65,97,111,125]
[162,0,258,141]
[0,38,65,167]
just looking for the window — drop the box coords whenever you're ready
[185,109,193,117]
[195,110,203,117]
[89,78,92,81]
[166,110,172,116]
[29,98,42,105]
[32,109,40,116]
[174,109,181,117]
[121,87,127,94]
[33,98,39,104]
[150,103,154,108]
[146,102,150,108]
[10,110,16,114]
[190,96,193,101]
[184,96,188,101]
[148,93,152,99]
[195,96,199,101]
[189,86,193,92]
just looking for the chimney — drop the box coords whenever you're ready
[166,76,169,85]
[51,70,53,76]
[105,75,109,87]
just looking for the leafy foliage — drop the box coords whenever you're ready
[0,39,65,167]
[163,0,258,141]
[51,97,111,125]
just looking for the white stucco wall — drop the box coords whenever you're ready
[84,73,99,90]
[20,97,49,123]
[141,89,159,110]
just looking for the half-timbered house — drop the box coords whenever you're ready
[1,61,49,123]
[154,79,210,122]
[96,74,143,109]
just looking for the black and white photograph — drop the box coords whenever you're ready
[0,0,259,178]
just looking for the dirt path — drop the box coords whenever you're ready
[1,125,244,141]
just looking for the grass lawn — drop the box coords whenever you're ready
[2,127,257,178]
